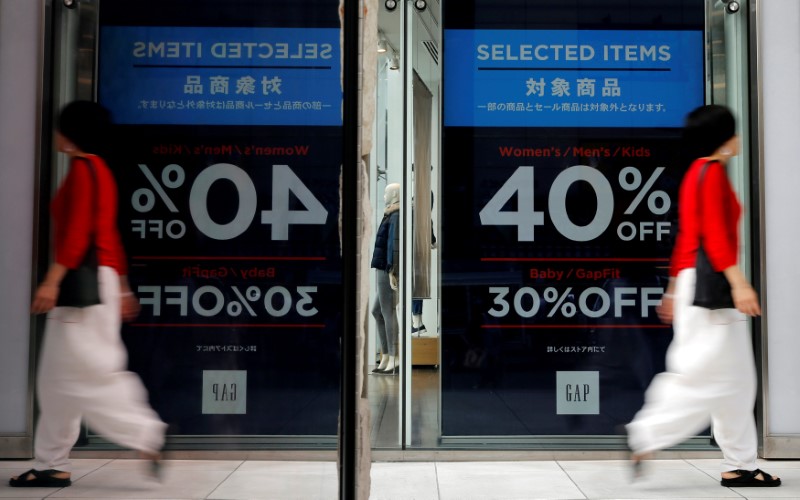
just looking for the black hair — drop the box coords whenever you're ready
[681,104,736,161]
[57,100,112,155]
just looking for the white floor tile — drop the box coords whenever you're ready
[233,460,332,473]
[0,483,62,499]
[0,462,35,470]
[102,459,244,472]
[558,459,697,472]
[754,461,800,469]
[568,465,740,499]
[370,462,438,500]
[436,461,584,500]
[208,461,337,500]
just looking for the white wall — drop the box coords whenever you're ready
[762,0,800,456]
[0,0,40,449]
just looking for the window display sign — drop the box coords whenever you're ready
[441,0,704,438]
[98,0,341,437]
[99,27,341,126]
[445,29,703,127]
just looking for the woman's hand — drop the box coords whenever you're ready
[121,293,141,322]
[723,267,761,317]
[31,264,68,314]
[733,285,761,317]
[31,283,59,314]
[657,294,674,324]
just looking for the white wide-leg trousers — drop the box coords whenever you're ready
[626,268,758,473]
[34,266,166,472]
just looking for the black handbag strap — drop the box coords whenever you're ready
[695,159,730,251]
[695,160,716,242]
[77,155,99,252]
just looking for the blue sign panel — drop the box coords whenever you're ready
[99,27,342,126]
[445,29,703,128]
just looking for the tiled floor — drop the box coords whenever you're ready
[2,457,798,499]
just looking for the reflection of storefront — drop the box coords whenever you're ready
[98,1,343,443]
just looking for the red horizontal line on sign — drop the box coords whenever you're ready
[477,67,672,72]
[131,256,326,261]
[480,257,669,262]
[130,323,326,328]
[481,324,670,329]
[134,64,333,70]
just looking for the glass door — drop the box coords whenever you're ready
[369,0,443,450]
[707,0,753,275]
[403,0,442,448]
[369,0,753,452]
[369,0,405,450]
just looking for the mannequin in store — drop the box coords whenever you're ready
[371,183,401,374]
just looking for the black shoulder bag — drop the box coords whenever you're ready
[56,157,101,307]
[692,161,735,309]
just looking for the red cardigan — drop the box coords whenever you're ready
[51,155,128,275]
[670,158,741,277]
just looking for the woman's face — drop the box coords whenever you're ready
[55,132,76,155]
[722,135,740,157]
[730,135,740,156]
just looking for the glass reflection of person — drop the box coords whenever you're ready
[626,105,780,487]
[370,183,401,374]
[10,102,166,488]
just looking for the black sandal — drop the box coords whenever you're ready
[720,469,781,487]
[9,469,71,488]
[148,456,163,481]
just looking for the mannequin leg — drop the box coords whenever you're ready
[374,271,398,374]
[376,271,397,358]
[382,355,398,374]
[374,353,390,372]
[371,291,390,373]
[373,270,398,375]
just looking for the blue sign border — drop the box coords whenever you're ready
[99,26,342,126]
[444,29,703,128]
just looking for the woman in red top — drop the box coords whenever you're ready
[625,105,779,487]
[10,102,166,488]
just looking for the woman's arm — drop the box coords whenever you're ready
[32,160,93,314]
[657,277,676,324]
[699,163,738,272]
[701,164,760,316]
[31,263,68,314]
[118,274,141,321]
[723,265,761,317]
[55,159,95,269]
